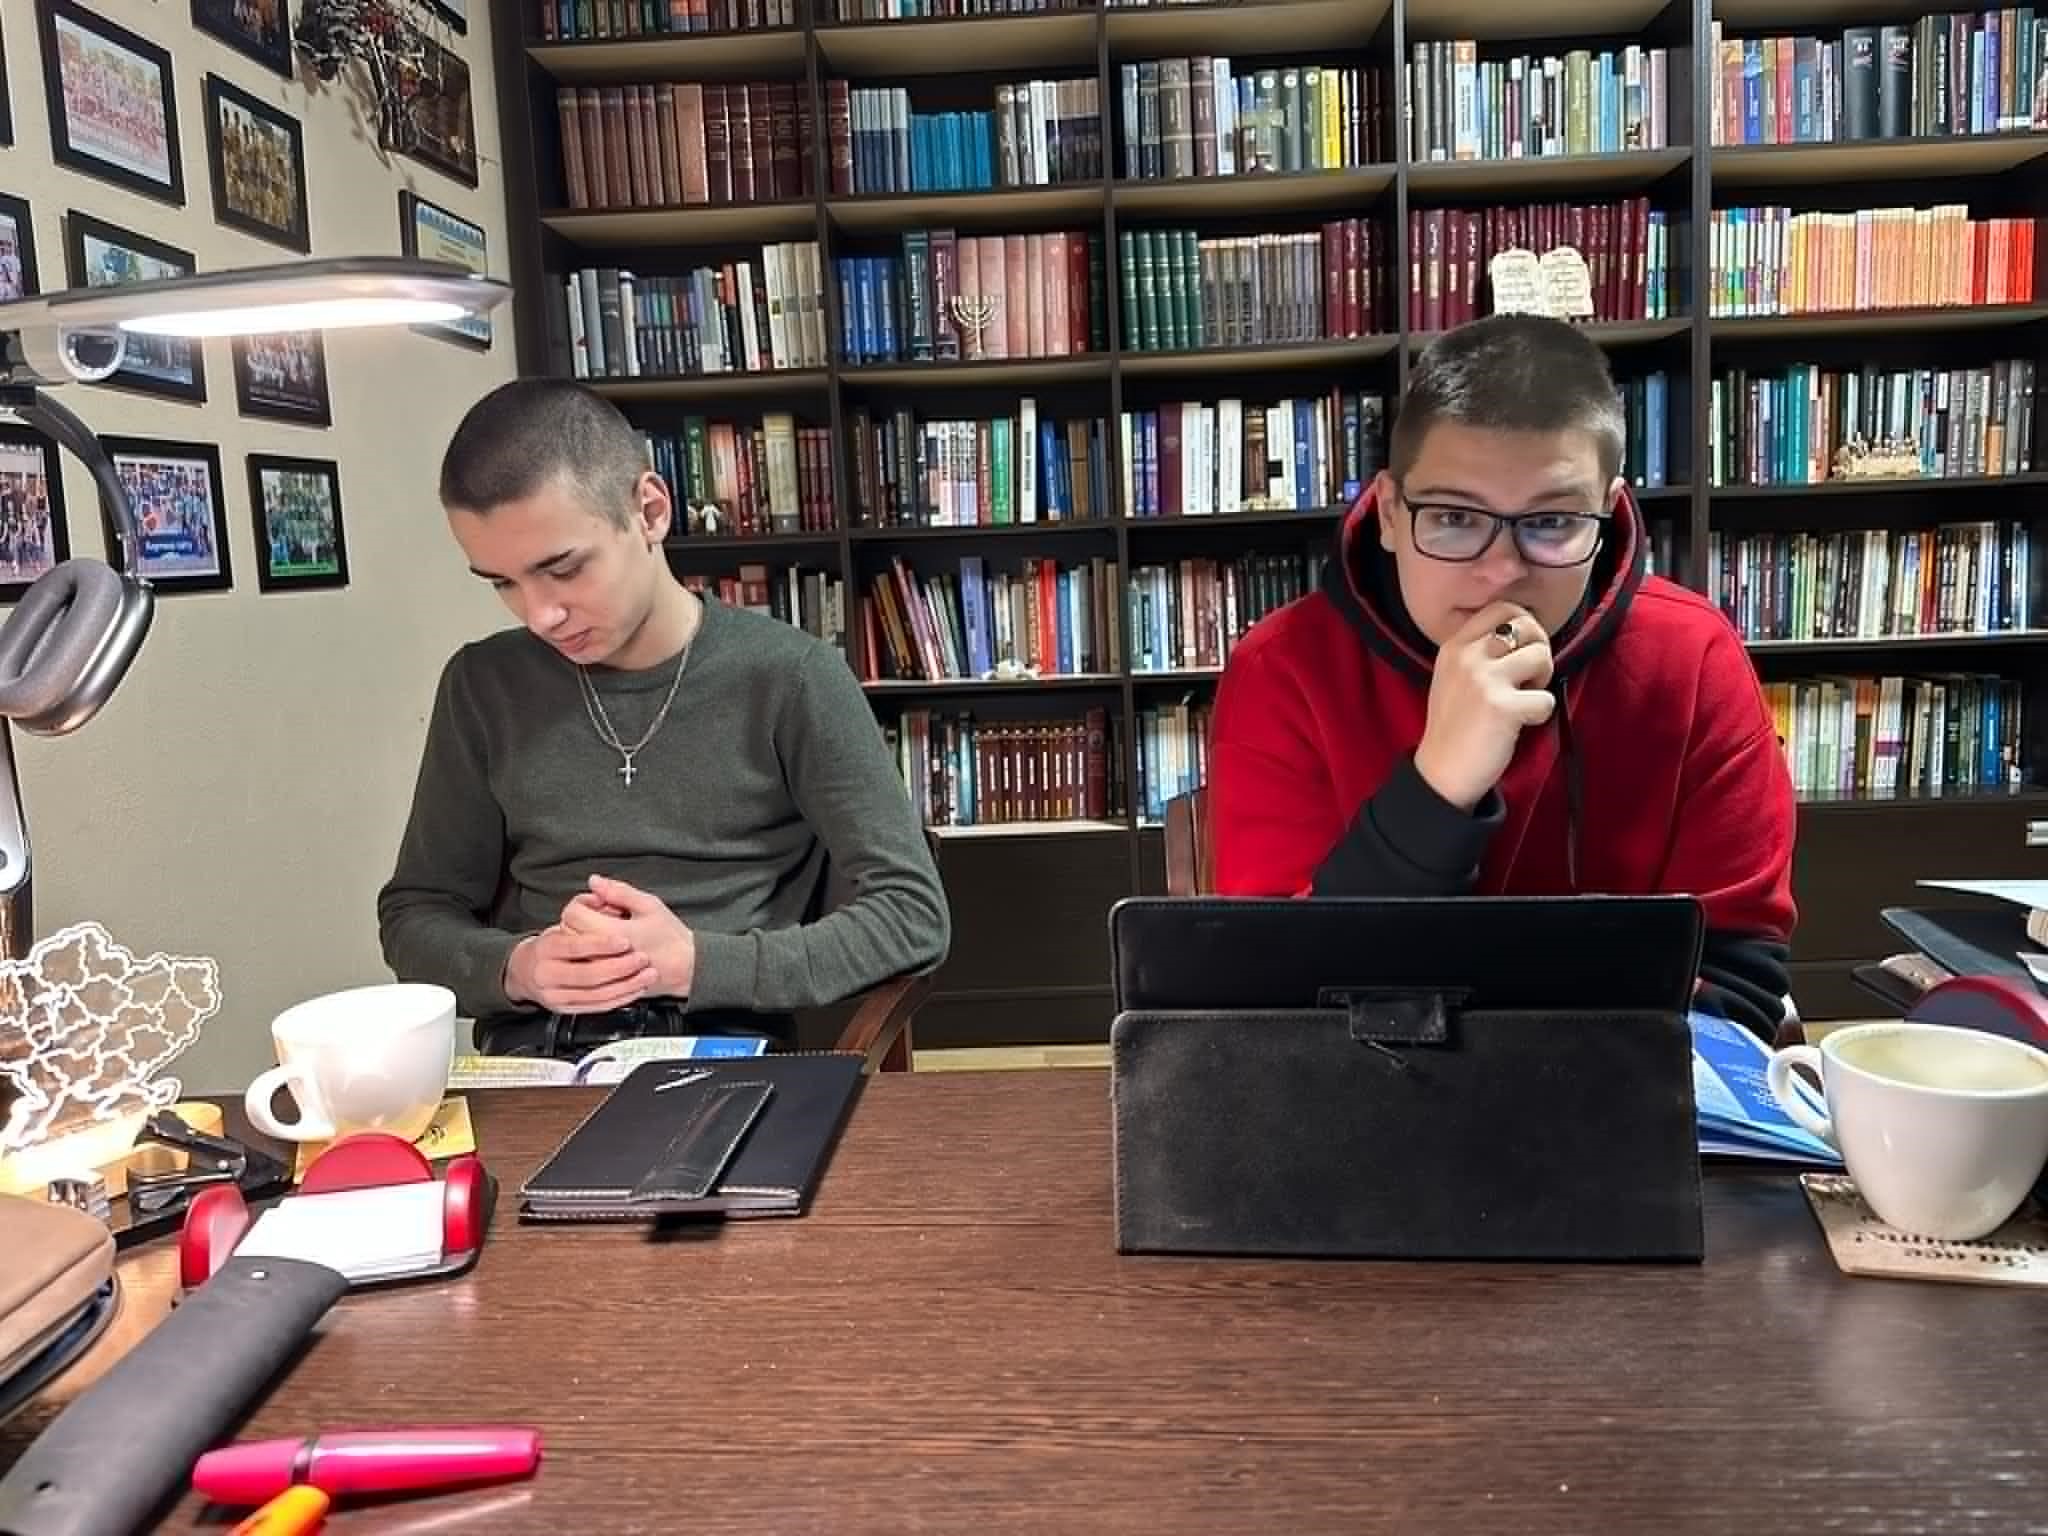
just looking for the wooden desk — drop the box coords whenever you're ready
[5,1070,2045,1534]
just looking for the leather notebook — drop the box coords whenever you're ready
[519,1054,865,1221]
[1108,895,1708,1263]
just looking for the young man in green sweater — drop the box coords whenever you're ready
[377,379,950,1056]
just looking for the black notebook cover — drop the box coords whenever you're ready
[519,1054,865,1221]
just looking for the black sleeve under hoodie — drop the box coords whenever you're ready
[1310,756,1792,1042]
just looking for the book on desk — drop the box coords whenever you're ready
[1690,1011,1839,1168]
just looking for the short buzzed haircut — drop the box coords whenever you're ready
[1390,314,1626,484]
[438,378,648,526]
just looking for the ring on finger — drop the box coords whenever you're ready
[1492,619,1522,655]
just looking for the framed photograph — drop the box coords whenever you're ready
[0,428,70,603]
[99,437,231,594]
[0,194,36,303]
[427,0,468,34]
[190,0,292,78]
[36,0,184,206]
[381,22,476,187]
[65,213,206,404]
[204,75,309,253]
[232,330,330,427]
[398,191,491,350]
[247,454,347,592]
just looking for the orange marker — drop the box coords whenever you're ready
[229,1485,330,1535]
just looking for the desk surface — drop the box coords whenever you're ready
[5,1069,2045,1534]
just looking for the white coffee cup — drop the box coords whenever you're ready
[244,983,456,1144]
[1767,1021,2048,1241]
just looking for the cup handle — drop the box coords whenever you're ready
[244,1062,334,1142]
[1766,1046,1836,1147]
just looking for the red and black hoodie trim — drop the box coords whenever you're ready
[1304,487,1790,1039]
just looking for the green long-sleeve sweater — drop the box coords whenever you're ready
[376,594,950,1021]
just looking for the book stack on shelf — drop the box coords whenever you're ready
[502,0,2048,1042]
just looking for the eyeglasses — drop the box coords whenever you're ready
[1395,486,1609,568]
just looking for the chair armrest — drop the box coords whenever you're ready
[832,972,934,1073]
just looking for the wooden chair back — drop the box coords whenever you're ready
[1163,787,1213,897]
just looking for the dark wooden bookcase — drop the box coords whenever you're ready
[495,0,2048,1042]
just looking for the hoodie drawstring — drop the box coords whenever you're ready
[1555,682,1581,893]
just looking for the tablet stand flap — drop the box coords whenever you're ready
[1109,1004,1704,1265]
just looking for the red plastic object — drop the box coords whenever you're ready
[297,1132,433,1195]
[192,1427,542,1505]
[179,1183,252,1289]
[1907,975,2048,1048]
[442,1156,487,1255]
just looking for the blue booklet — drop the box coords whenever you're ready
[1690,1010,1841,1166]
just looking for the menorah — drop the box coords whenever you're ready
[1831,434,1923,482]
[949,293,1002,357]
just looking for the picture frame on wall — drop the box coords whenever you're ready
[0,426,71,604]
[65,212,207,404]
[0,193,37,303]
[247,453,348,593]
[36,0,184,207]
[381,21,477,187]
[190,0,292,79]
[204,74,310,254]
[232,331,331,427]
[398,190,491,351]
[427,0,468,35]
[99,437,232,595]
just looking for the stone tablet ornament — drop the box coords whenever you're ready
[1486,249,1547,317]
[1538,247,1595,320]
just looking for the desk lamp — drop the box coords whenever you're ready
[0,256,511,961]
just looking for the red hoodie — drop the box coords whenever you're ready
[1210,488,1798,1039]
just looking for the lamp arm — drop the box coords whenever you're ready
[1,386,144,581]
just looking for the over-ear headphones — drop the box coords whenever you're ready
[0,389,154,737]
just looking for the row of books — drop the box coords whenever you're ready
[837,79,1105,195]
[680,567,847,648]
[538,0,796,37]
[1768,673,2023,801]
[644,415,835,536]
[1705,360,2036,486]
[1121,392,1386,518]
[846,405,1110,526]
[1135,696,1209,828]
[1708,207,2037,317]
[562,247,829,379]
[1409,198,1672,333]
[1708,15,2048,146]
[1127,553,1321,674]
[1118,60,1386,181]
[837,229,1105,365]
[555,83,812,212]
[859,554,1124,680]
[887,708,1116,829]
[1707,522,2035,641]
[1117,223,1381,353]
[1406,41,1673,162]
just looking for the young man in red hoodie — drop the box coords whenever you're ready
[1210,314,1798,1039]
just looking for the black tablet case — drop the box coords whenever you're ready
[1108,896,1707,1262]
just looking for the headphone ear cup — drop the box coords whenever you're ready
[0,560,149,731]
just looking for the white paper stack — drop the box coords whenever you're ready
[233,1181,446,1283]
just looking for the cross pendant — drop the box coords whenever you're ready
[619,757,637,787]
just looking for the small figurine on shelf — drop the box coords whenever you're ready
[1830,434,1923,482]
[988,657,1040,682]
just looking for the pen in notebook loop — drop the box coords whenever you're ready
[655,1069,713,1093]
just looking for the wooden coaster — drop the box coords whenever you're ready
[1800,1174,2048,1287]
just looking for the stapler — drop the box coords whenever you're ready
[113,1110,291,1249]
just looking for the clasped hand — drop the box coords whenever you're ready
[1412,600,1557,812]
[504,875,696,1014]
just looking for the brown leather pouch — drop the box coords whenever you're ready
[0,1194,114,1384]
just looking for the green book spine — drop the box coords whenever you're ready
[1119,230,1140,351]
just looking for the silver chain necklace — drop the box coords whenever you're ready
[575,637,692,787]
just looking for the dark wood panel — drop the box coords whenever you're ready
[1792,798,2048,962]
[930,833,1133,997]
[915,990,1115,1048]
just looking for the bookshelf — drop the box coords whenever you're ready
[497,0,2048,1042]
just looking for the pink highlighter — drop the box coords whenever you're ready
[192,1427,542,1506]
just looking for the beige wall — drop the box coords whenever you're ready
[3,4,513,1090]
